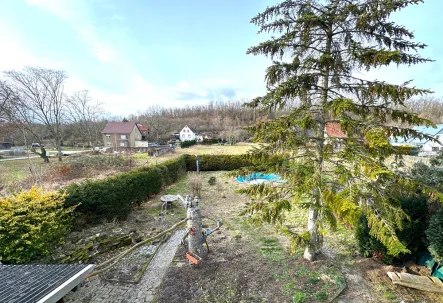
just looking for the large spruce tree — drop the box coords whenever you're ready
[245,0,434,261]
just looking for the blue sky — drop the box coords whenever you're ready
[0,0,441,116]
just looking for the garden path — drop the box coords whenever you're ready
[66,229,186,303]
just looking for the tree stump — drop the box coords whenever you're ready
[187,206,204,260]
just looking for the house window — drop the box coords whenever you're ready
[106,135,110,139]
[182,134,185,138]
[121,135,127,140]
[188,134,191,138]
[120,142,125,147]
[440,147,443,150]
[106,142,111,146]
[432,147,439,151]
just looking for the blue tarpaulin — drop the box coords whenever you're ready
[236,172,284,184]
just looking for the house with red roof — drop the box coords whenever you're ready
[324,122,346,149]
[102,122,147,148]
[137,124,149,140]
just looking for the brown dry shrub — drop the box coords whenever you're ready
[188,172,203,197]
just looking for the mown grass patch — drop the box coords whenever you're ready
[256,236,345,302]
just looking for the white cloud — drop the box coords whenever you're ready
[64,73,175,116]
[27,0,118,63]
[2,0,267,117]
[0,21,64,71]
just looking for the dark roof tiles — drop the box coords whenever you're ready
[102,122,138,134]
[0,264,89,303]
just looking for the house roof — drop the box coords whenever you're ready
[325,122,346,138]
[137,124,148,131]
[181,125,196,133]
[392,124,443,145]
[102,122,139,134]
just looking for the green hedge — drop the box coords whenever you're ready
[63,154,253,224]
[185,154,253,171]
[64,156,187,223]
[201,138,220,145]
[180,140,196,148]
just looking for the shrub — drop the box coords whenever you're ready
[0,187,75,264]
[201,138,219,145]
[64,156,187,224]
[355,214,392,263]
[208,176,216,185]
[396,145,419,156]
[50,154,128,179]
[188,172,203,197]
[355,190,428,263]
[426,209,443,264]
[180,140,196,148]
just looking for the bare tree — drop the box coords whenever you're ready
[4,67,67,161]
[141,105,174,142]
[66,90,106,149]
[0,80,14,121]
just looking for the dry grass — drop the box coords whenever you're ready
[130,143,257,166]
[175,142,256,156]
[0,144,256,195]
[187,172,203,197]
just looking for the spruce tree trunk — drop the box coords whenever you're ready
[304,3,336,261]
[303,207,319,261]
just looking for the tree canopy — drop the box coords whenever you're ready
[244,0,434,261]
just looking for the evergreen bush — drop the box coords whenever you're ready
[208,176,216,185]
[355,190,428,263]
[426,209,443,264]
[0,187,75,264]
[180,140,196,148]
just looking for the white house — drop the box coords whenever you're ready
[421,125,443,155]
[391,124,443,156]
[179,125,196,141]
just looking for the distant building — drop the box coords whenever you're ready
[179,125,198,142]
[391,124,443,156]
[324,122,346,150]
[137,124,149,141]
[102,122,145,148]
[170,133,180,141]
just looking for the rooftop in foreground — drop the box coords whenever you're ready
[0,264,94,303]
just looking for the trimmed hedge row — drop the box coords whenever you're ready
[62,154,254,224]
[64,156,187,223]
[180,140,196,148]
[185,154,253,171]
